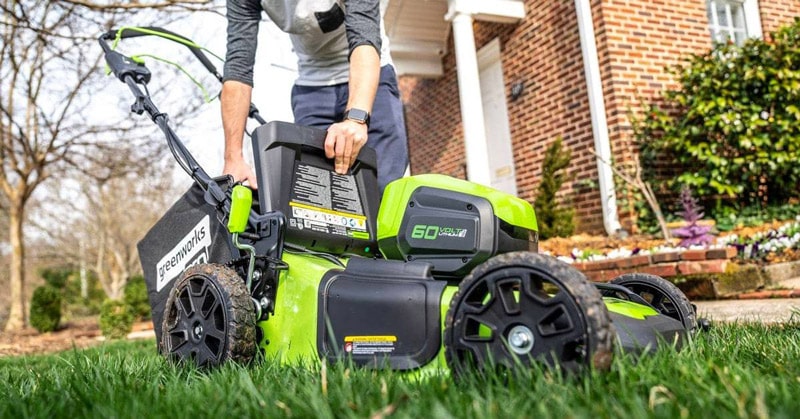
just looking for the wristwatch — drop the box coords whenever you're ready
[343,108,370,127]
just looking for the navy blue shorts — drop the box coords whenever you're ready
[291,65,409,195]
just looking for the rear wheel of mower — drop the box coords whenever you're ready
[161,263,256,368]
[610,273,697,333]
[444,252,615,377]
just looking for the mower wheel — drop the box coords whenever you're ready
[444,252,615,377]
[161,263,256,368]
[610,273,697,333]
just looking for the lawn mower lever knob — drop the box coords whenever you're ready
[104,50,151,84]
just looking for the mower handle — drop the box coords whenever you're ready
[98,26,267,125]
[100,26,222,82]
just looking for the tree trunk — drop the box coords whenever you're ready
[5,204,27,331]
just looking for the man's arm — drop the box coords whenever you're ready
[222,0,261,187]
[324,45,380,174]
[221,81,257,186]
[325,0,382,174]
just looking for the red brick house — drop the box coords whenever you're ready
[383,0,800,234]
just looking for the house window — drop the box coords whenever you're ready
[706,0,762,45]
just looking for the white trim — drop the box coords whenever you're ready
[391,40,445,76]
[477,38,501,70]
[742,0,763,38]
[445,0,525,24]
[574,0,622,235]
[449,11,492,186]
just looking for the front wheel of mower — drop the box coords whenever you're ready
[444,252,615,377]
[161,263,256,368]
[610,273,697,333]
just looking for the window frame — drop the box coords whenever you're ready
[706,0,763,45]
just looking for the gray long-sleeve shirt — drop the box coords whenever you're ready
[224,0,393,87]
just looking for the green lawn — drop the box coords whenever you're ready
[1,322,799,418]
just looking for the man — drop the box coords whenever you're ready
[221,0,408,194]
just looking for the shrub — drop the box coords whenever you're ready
[534,138,576,239]
[40,268,70,289]
[30,285,62,333]
[634,18,800,211]
[124,276,151,321]
[64,271,106,317]
[99,299,134,340]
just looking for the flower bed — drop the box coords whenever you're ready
[538,218,800,299]
[540,218,800,265]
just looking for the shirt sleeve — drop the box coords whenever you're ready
[344,0,382,59]
[223,0,263,86]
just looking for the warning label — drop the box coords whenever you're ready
[289,162,367,238]
[343,336,397,355]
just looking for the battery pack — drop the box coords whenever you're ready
[251,121,380,257]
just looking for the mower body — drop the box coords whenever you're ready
[244,122,686,370]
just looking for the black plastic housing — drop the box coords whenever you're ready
[316,257,446,370]
[251,121,380,257]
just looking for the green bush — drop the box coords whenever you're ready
[634,18,800,210]
[534,138,576,239]
[64,271,106,317]
[40,268,70,289]
[99,299,134,340]
[30,285,62,333]
[124,276,151,321]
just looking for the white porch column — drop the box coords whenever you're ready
[447,10,492,186]
[574,0,623,235]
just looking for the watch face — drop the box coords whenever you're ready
[345,108,369,124]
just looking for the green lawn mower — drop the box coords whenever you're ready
[100,27,697,375]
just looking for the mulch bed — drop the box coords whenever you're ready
[0,318,153,358]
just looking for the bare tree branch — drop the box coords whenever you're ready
[59,0,214,12]
[1,0,217,330]
[591,150,671,239]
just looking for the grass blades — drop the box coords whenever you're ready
[1,322,799,418]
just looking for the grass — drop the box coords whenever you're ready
[1,322,800,418]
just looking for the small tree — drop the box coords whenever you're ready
[534,138,575,240]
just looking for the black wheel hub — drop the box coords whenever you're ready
[449,266,588,371]
[164,276,228,366]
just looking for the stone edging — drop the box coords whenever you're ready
[573,247,737,282]
[570,247,800,299]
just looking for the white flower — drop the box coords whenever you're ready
[557,256,574,264]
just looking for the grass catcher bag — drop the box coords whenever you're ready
[137,176,236,346]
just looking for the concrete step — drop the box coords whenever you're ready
[693,298,800,323]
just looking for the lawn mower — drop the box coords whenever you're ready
[99,27,697,375]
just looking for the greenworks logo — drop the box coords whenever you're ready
[411,225,468,240]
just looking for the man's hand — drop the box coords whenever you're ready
[223,156,259,189]
[325,119,368,174]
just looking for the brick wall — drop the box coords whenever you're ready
[593,0,710,231]
[761,0,800,34]
[398,0,800,234]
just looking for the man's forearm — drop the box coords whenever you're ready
[346,45,380,113]
[221,80,253,161]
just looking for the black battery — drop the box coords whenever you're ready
[251,121,380,257]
